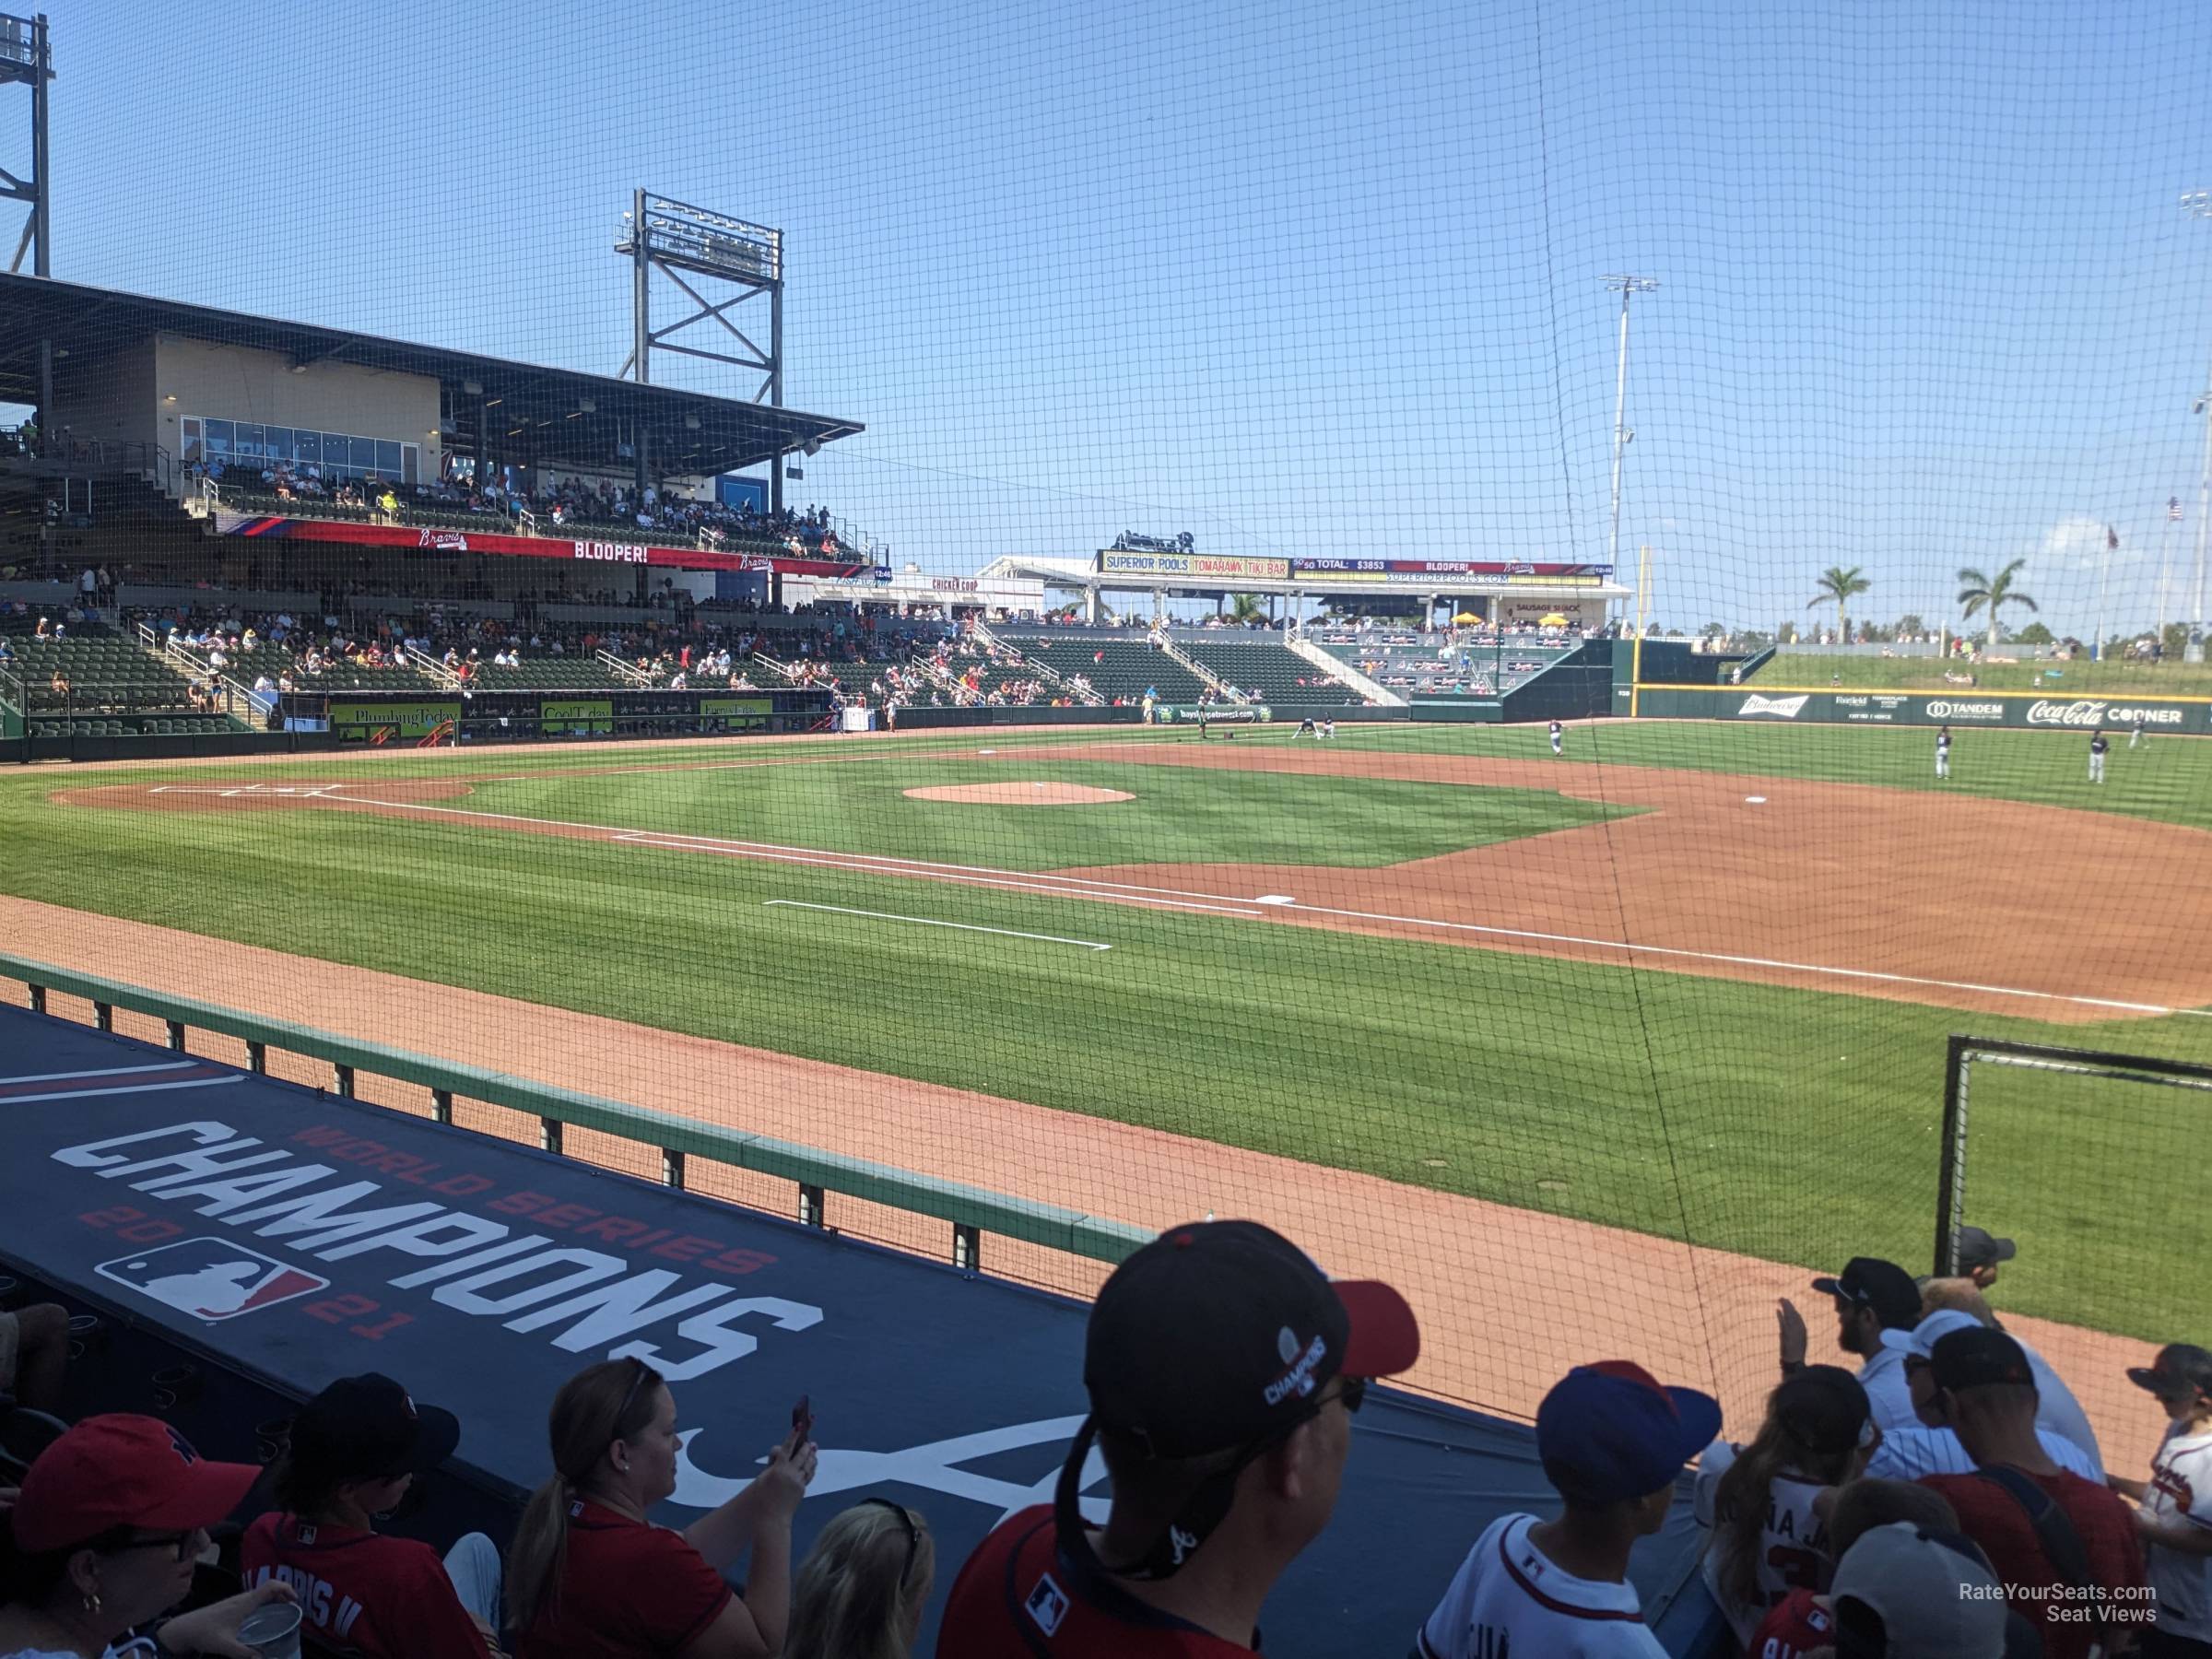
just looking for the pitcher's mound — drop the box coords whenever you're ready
[904,782,1134,806]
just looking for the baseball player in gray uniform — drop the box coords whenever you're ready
[2088,728,2109,784]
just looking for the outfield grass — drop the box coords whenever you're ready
[1347,716,2212,832]
[1741,652,2212,696]
[2,724,2206,1341]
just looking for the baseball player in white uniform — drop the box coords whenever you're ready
[1414,1362,1717,1659]
[1549,719,1564,757]
[2114,1344,2212,1653]
[1936,724,1952,780]
[2130,714,2145,750]
[2089,728,2110,784]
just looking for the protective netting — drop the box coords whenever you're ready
[2,0,2209,1547]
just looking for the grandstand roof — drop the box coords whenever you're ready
[0,272,863,477]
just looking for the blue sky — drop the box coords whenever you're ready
[15,0,2212,633]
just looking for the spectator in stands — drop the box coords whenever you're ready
[241,1372,499,1659]
[0,1414,297,1658]
[508,1356,816,1659]
[1694,1365,1874,1643]
[1778,1256,1922,1432]
[1864,1308,2105,1482]
[1824,1521,2037,1657]
[1913,1284,2102,1469]
[937,1218,1419,1655]
[1415,1360,1717,1657]
[785,1501,933,1659]
[1914,1327,2146,1656]
[1742,1477,1965,1654]
[44,672,65,700]
[1952,1225,2016,1291]
[2110,1343,2212,1656]
[0,1302,66,1412]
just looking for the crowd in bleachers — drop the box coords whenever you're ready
[5,1217,2203,1656]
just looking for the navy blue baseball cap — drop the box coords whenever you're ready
[1536,1361,1722,1506]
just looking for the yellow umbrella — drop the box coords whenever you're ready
[1453,612,1480,624]
[1537,612,1570,627]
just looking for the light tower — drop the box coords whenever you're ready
[2183,191,2212,653]
[1603,275,1659,624]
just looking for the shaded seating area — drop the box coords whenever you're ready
[1180,638,1364,704]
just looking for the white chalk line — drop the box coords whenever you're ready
[0,1076,242,1105]
[275,789,2212,1021]
[0,1060,205,1086]
[763,900,1112,951]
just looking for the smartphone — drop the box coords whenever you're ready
[791,1394,813,1444]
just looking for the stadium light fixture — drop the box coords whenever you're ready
[1601,275,1660,622]
[2187,193,2212,636]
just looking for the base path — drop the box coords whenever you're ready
[1017,740,2212,1023]
[0,896,2164,1475]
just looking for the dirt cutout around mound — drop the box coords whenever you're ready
[902,782,1135,806]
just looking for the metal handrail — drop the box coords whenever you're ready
[2,954,1149,1269]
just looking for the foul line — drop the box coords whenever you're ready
[764,900,1111,951]
[286,790,2212,1021]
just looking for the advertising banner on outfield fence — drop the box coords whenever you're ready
[327,700,460,741]
[1096,552,1289,582]
[698,696,773,732]
[539,698,615,736]
[1636,687,2212,732]
[1154,704,1273,724]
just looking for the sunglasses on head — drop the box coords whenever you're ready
[858,1497,921,1583]
[615,1356,654,1431]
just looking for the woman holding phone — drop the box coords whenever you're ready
[508,1359,817,1658]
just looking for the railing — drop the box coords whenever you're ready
[139,626,260,725]
[596,647,654,687]
[1288,635,1402,706]
[0,954,1149,1272]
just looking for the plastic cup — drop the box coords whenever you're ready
[236,1601,303,1658]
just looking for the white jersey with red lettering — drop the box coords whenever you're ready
[1415,1512,1666,1659]
[2145,1423,2212,1641]
[1690,1441,1831,1644]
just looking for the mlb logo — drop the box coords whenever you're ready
[96,1238,329,1322]
[1023,1573,1070,1636]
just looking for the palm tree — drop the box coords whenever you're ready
[1228,593,1265,625]
[1807,566,1872,643]
[1956,559,2038,649]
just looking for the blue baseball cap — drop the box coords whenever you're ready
[1536,1361,1723,1506]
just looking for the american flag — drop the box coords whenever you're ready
[2171,497,2185,521]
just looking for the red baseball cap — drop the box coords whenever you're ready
[13,1415,261,1553]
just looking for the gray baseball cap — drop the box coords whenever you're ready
[1830,1523,2020,1658]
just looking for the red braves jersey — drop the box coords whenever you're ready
[513,1498,733,1659]
[1746,1588,1832,1658]
[240,1512,490,1659]
[1921,1469,2147,1659]
[935,1506,1259,1657]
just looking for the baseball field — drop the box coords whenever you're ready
[5,717,2207,1462]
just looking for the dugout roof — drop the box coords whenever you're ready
[0,272,863,476]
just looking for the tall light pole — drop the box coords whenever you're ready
[2184,192,2212,651]
[1604,276,1659,628]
